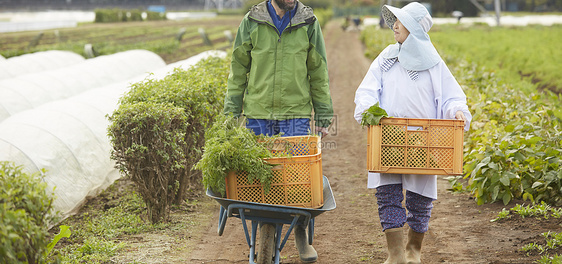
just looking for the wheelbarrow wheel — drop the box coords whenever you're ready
[256,223,276,264]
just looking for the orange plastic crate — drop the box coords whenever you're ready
[226,136,323,208]
[367,118,465,175]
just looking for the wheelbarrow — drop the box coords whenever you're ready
[206,176,336,264]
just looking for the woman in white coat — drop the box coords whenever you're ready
[354,2,472,264]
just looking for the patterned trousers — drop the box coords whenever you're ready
[375,183,434,233]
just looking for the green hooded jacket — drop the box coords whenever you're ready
[223,0,333,127]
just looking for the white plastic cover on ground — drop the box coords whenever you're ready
[0,50,85,80]
[0,49,165,123]
[0,50,226,219]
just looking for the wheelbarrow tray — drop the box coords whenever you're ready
[206,176,336,220]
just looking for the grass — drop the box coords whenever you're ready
[48,178,216,263]
[48,180,149,263]
[48,178,215,263]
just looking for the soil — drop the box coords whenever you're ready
[84,20,562,264]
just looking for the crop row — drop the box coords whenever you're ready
[0,16,242,63]
[431,24,562,94]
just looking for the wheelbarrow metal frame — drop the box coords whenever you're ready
[207,176,336,264]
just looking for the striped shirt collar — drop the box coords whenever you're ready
[381,58,419,81]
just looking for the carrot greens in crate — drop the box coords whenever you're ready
[194,115,283,196]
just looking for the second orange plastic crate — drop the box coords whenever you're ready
[367,118,465,175]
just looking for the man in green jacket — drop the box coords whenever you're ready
[223,0,333,139]
[223,0,333,262]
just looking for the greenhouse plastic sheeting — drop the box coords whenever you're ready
[0,49,165,123]
[0,50,84,80]
[0,50,225,219]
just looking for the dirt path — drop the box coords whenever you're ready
[185,20,554,264]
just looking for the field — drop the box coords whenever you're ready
[0,16,241,63]
[431,24,562,94]
[2,16,562,264]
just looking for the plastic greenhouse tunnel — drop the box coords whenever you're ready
[0,49,166,123]
[0,50,226,220]
[0,50,85,80]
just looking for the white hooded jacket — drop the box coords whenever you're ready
[353,2,472,199]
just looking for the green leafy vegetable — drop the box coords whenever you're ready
[361,102,389,126]
[194,115,278,196]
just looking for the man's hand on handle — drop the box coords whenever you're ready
[315,126,329,139]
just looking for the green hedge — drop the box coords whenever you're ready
[0,162,58,264]
[145,11,167,21]
[94,9,164,23]
[108,56,229,223]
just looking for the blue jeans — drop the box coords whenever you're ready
[246,118,310,137]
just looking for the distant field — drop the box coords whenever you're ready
[430,23,562,94]
[0,16,243,64]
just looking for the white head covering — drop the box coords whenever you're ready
[381,2,441,71]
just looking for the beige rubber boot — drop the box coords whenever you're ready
[294,225,317,263]
[405,228,425,264]
[383,228,406,264]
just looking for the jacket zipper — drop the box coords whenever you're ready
[247,17,309,119]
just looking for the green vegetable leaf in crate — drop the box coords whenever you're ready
[361,102,389,127]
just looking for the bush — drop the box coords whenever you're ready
[108,102,187,223]
[145,11,167,21]
[429,27,562,206]
[460,70,562,206]
[0,161,58,264]
[108,57,229,223]
[94,9,165,23]
[127,10,143,22]
[94,9,123,23]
